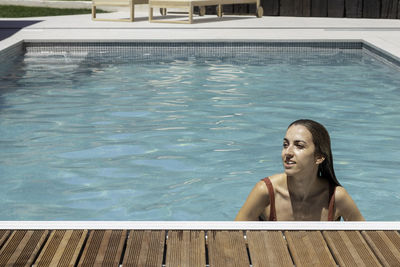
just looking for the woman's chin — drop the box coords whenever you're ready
[283,167,297,176]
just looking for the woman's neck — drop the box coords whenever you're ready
[286,172,324,202]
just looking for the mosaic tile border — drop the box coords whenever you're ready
[0,41,24,63]
[20,41,371,67]
[24,40,364,54]
[2,40,400,68]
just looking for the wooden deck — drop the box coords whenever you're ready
[0,224,399,266]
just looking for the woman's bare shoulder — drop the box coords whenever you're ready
[268,173,286,186]
[334,186,350,201]
[253,173,284,195]
[334,186,365,221]
[253,180,268,196]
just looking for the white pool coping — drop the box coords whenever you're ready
[1,221,399,230]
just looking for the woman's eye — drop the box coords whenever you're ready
[283,143,288,148]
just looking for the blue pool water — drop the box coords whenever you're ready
[0,43,399,221]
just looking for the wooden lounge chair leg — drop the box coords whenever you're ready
[217,4,222,17]
[92,6,96,20]
[149,6,153,22]
[130,3,134,21]
[256,0,263,17]
[199,6,206,16]
[256,6,263,17]
[189,5,193,23]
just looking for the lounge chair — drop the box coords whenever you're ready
[92,0,148,22]
[149,0,263,23]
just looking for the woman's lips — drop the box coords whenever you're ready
[284,160,296,168]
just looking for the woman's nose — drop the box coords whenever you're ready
[285,145,294,155]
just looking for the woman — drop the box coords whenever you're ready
[235,119,364,221]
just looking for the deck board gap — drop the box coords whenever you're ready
[362,231,386,266]
[205,231,210,266]
[74,229,91,267]
[118,229,129,266]
[0,230,12,250]
[322,230,340,266]
[31,230,52,266]
[162,230,167,266]
[283,230,296,265]
[246,243,252,266]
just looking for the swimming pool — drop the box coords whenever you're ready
[0,41,399,221]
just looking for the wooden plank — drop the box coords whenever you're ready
[246,231,293,267]
[294,0,311,17]
[122,230,165,267]
[381,0,399,18]
[301,0,311,16]
[327,0,344,17]
[34,230,87,267]
[280,0,295,16]
[345,0,362,17]
[78,230,126,267]
[0,230,11,248]
[261,0,279,15]
[362,230,400,267]
[398,0,400,18]
[323,231,381,266]
[0,230,48,267]
[311,0,327,16]
[363,0,381,18]
[165,230,206,267]
[207,230,249,267]
[285,230,336,267]
[294,0,303,16]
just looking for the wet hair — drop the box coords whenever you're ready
[288,119,341,186]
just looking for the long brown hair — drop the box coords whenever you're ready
[288,119,341,186]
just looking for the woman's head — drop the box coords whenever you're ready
[285,119,340,186]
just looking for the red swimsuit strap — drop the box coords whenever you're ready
[262,177,277,221]
[328,183,337,221]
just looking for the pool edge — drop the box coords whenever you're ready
[1,221,399,230]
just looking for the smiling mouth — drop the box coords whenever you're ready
[284,160,296,166]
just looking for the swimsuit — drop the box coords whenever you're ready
[260,177,337,221]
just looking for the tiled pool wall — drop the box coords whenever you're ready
[22,41,365,60]
[361,42,400,69]
[1,40,399,68]
[0,41,24,71]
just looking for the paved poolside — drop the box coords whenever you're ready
[1,6,400,61]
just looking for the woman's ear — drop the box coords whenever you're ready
[315,155,325,165]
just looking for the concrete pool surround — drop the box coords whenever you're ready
[0,9,400,61]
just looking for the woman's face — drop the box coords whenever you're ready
[282,124,321,177]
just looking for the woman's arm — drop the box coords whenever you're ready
[335,186,365,221]
[235,181,269,221]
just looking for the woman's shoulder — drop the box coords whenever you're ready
[334,186,349,199]
[267,173,286,186]
[256,173,285,191]
[333,185,365,221]
[334,186,352,204]
[334,186,357,212]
